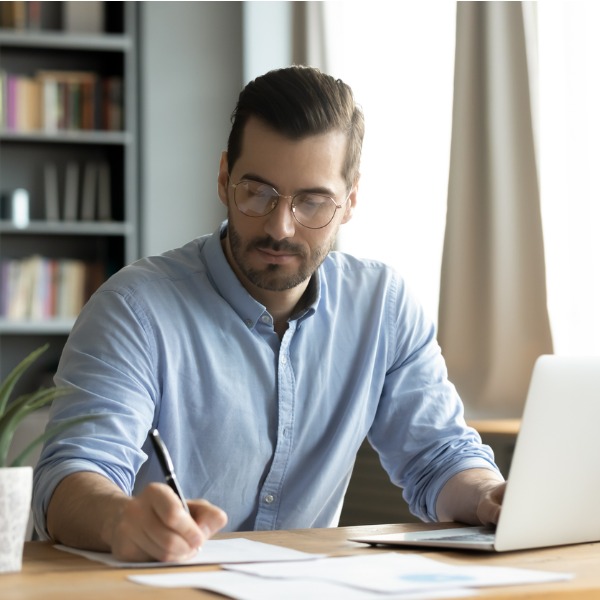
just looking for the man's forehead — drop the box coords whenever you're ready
[234,121,347,186]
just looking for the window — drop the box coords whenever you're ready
[323,2,456,323]
[538,1,600,355]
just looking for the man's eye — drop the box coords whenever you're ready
[247,184,274,199]
[299,195,328,209]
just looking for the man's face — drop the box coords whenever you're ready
[218,117,356,294]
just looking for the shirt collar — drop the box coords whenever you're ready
[201,221,320,329]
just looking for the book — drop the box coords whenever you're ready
[80,162,98,221]
[0,257,105,320]
[97,162,112,221]
[2,75,43,132]
[62,1,104,34]
[0,1,41,29]
[0,1,26,29]
[6,74,18,130]
[0,70,6,129]
[85,261,106,300]
[41,77,59,132]
[46,259,59,318]
[3,259,19,319]
[56,259,87,318]
[80,78,96,130]
[16,76,41,131]
[44,162,60,221]
[36,70,98,131]
[28,256,48,320]
[26,1,41,30]
[103,77,123,131]
[63,162,79,221]
[6,256,36,320]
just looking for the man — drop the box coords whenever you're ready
[33,66,505,563]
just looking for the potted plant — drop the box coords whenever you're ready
[0,343,92,573]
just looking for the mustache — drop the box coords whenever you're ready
[252,237,305,254]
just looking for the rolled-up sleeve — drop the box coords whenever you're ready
[368,277,500,522]
[32,286,158,539]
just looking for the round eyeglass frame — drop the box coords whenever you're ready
[229,178,350,230]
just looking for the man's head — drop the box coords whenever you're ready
[227,66,364,191]
[217,66,364,308]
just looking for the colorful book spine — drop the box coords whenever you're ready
[0,256,106,321]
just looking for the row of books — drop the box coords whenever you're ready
[0,161,112,225]
[0,1,105,34]
[0,70,123,133]
[44,161,112,222]
[0,1,42,30]
[0,256,106,321]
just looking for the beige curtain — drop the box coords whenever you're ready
[291,2,327,69]
[438,1,553,418]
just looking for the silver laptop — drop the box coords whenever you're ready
[351,355,600,552]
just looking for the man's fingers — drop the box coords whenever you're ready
[477,481,506,526]
[189,498,229,541]
[145,484,205,553]
[109,484,228,563]
[112,483,201,562]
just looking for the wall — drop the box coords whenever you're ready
[139,2,243,257]
[242,2,293,82]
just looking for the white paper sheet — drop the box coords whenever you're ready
[129,570,475,600]
[128,552,572,599]
[226,552,573,593]
[54,537,324,568]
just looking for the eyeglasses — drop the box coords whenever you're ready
[229,178,349,229]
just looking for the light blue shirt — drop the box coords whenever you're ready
[33,222,498,538]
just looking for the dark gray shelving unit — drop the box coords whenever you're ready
[0,2,138,389]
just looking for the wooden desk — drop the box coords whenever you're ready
[5,523,600,599]
[467,419,521,437]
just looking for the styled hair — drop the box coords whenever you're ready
[227,65,364,190]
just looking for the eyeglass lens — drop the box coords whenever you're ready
[233,180,339,229]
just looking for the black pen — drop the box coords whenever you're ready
[150,428,190,514]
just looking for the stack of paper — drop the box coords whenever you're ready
[57,538,573,600]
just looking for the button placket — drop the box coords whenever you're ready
[254,329,296,530]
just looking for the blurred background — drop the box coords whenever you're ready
[1,0,599,526]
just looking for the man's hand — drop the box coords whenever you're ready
[472,478,506,525]
[47,472,228,562]
[108,483,228,562]
[436,468,506,525]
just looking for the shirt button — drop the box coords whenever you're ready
[281,355,288,365]
[245,319,253,328]
[261,315,271,324]
[264,494,275,504]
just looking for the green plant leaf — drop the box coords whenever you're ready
[9,414,101,468]
[0,343,98,468]
[0,387,73,467]
[0,343,49,417]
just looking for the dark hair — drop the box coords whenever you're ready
[227,66,364,190]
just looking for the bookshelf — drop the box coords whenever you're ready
[0,2,138,391]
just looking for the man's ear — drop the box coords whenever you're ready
[341,177,359,224]
[217,151,229,207]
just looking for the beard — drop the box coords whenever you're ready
[227,218,336,292]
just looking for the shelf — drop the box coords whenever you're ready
[0,318,75,335]
[0,29,131,52]
[0,2,138,384]
[0,220,133,236]
[0,130,131,145]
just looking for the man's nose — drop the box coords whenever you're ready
[263,197,296,240]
